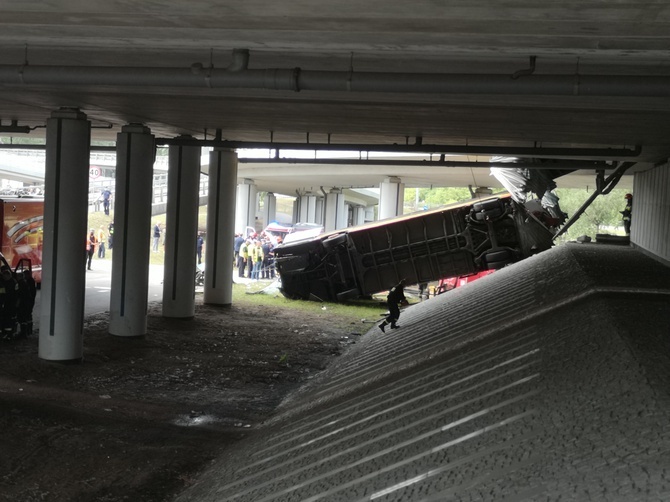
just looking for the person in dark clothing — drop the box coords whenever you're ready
[233,233,244,265]
[238,239,250,278]
[108,222,114,249]
[621,193,633,235]
[17,270,36,337]
[261,239,273,279]
[196,234,204,265]
[86,229,97,270]
[152,223,161,252]
[379,279,408,333]
[0,266,19,339]
[102,187,112,215]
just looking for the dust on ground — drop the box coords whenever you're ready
[0,297,370,502]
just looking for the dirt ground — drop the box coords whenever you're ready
[0,297,368,502]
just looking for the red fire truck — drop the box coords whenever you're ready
[0,197,44,283]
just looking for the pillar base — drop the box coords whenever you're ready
[204,302,232,308]
[39,357,83,365]
[108,333,146,340]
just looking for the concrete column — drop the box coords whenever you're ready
[354,205,366,226]
[292,197,299,224]
[315,197,324,225]
[162,139,201,319]
[263,192,277,226]
[294,195,307,223]
[379,176,405,220]
[109,124,155,337]
[204,148,238,306]
[324,188,346,232]
[297,194,312,223]
[305,195,317,223]
[39,108,91,362]
[236,179,256,234]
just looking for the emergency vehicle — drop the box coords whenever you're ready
[0,197,44,284]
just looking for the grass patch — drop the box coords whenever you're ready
[231,281,385,331]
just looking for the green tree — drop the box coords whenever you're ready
[554,188,629,242]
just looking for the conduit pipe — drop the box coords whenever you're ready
[237,157,605,171]
[2,61,670,97]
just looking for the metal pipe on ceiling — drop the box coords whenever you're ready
[1,60,669,97]
[0,140,637,161]
[237,157,606,170]
[155,137,641,159]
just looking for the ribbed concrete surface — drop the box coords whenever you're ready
[177,244,670,501]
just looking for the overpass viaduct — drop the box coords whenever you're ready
[1,1,667,359]
[0,2,669,498]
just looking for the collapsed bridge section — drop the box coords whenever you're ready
[274,194,557,301]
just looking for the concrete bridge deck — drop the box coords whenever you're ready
[177,243,670,502]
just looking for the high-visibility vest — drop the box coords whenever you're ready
[251,245,264,263]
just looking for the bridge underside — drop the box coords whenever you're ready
[177,243,670,501]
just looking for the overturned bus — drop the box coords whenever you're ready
[274,193,559,302]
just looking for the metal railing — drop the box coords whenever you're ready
[89,173,208,213]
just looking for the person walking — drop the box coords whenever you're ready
[86,229,97,270]
[620,193,633,235]
[152,222,161,252]
[379,279,408,333]
[97,226,106,258]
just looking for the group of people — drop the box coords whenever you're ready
[234,232,276,280]
[0,266,37,340]
[85,223,114,270]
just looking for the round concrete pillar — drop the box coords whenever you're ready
[109,124,155,337]
[39,108,91,362]
[297,194,317,223]
[204,148,238,306]
[354,205,366,226]
[315,197,324,225]
[236,179,257,234]
[162,139,201,319]
[324,188,346,232]
[263,192,277,226]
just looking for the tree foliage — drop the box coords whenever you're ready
[554,188,629,242]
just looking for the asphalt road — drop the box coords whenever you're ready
[33,258,165,331]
